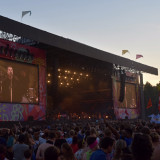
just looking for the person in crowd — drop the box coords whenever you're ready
[75,140,84,160]
[141,126,151,135]
[155,125,160,135]
[24,133,35,149]
[36,131,55,160]
[39,131,48,145]
[70,136,79,154]
[6,144,14,160]
[113,139,126,160]
[33,131,40,156]
[90,137,115,160]
[24,149,32,160]
[77,128,85,140]
[104,128,112,138]
[83,136,99,160]
[121,128,133,147]
[131,133,153,160]
[61,143,76,160]
[150,132,160,160]
[13,134,29,160]
[0,129,8,146]
[0,144,8,160]
[44,146,60,160]
[6,129,15,148]
[55,131,67,150]
[66,130,75,145]
[90,128,100,144]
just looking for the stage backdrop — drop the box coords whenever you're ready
[112,72,140,119]
[0,39,46,121]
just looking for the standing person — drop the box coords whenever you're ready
[131,134,153,160]
[75,140,84,160]
[150,132,160,160]
[36,131,55,160]
[61,143,76,160]
[0,144,8,160]
[54,131,67,150]
[83,136,99,160]
[44,146,60,160]
[13,134,29,160]
[7,129,15,148]
[24,149,32,160]
[6,129,15,160]
[90,137,115,160]
[70,136,78,154]
[66,130,75,145]
[113,139,127,160]
[2,66,14,102]
[90,128,100,144]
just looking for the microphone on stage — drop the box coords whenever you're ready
[8,68,13,80]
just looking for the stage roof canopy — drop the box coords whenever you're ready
[0,15,158,75]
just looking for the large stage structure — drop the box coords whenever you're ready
[0,15,158,121]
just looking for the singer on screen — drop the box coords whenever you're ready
[2,66,18,103]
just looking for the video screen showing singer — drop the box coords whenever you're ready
[0,62,39,104]
[2,66,19,103]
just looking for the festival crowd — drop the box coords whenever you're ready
[0,118,160,160]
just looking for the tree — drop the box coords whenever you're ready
[144,82,159,117]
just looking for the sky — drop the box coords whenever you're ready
[0,0,160,85]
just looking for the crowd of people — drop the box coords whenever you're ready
[0,118,159,160]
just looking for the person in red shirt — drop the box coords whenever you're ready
[70,136,78,154]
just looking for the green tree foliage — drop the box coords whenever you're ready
[144,82,159,117]
[156,81,160,92]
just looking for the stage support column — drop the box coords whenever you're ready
[46,53,59,120]
[52,56,59,110]
[140,73,145,119]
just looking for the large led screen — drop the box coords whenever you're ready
[115,81,137,108]
[0,58,39,104]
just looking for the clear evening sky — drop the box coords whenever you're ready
[0,0,159,85]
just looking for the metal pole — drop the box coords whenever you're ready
[140,73,145,119]
[11,78,12,103]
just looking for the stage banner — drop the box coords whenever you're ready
[112,73,140,119]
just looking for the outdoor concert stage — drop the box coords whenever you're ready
[0,15,158,121]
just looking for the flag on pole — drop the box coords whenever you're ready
[122,50,129,55]
[136,54,143,59]
[158,93,160,112]
[22,11,31,19]
[146,98,152,109]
